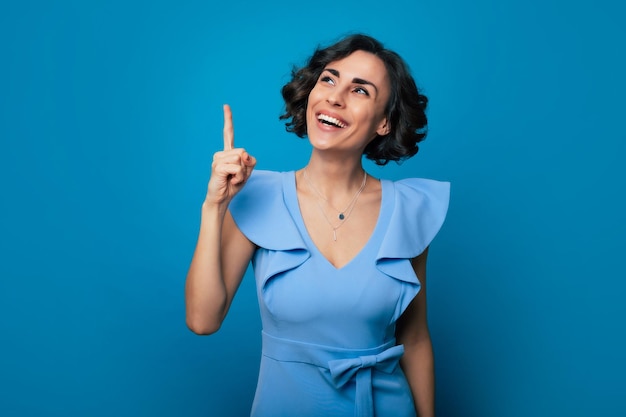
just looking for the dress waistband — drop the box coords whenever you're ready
[261,331,405,417]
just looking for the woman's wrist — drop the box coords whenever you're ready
[201,199,229,220]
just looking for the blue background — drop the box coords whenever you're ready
[1,1,624,416]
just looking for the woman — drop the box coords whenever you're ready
[185,34,449,417]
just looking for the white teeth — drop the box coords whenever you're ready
[317,114,346,128]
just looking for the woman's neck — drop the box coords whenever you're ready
[301,152,367,197]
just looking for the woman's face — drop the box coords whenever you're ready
[305,50,391,155]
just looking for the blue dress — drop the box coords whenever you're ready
[229,170,450,417]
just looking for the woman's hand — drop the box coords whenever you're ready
[205,104,256,206]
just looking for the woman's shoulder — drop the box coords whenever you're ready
[377,176,450,260]
[388,177,450,198]
[228,170,302,250]
[229,169,288,202]
[242,169,285,186]
[384,177,450,215]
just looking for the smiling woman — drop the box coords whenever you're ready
[185,34,449,417]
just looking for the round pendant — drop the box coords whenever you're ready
[338,213,345,220]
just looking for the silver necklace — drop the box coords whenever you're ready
[303,168,367,241]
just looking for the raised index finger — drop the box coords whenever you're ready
[223,104,234,151]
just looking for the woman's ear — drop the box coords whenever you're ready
[376,118,391,136]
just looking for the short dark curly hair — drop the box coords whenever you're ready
[280,34,428,165]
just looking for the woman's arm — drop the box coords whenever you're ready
[185,105,256,335]
[185,206,255,335]
[396,247,435,417]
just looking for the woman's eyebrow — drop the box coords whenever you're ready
[323,68,379,94]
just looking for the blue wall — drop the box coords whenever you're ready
[1,1,624,416]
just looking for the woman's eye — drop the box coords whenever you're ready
[354,87,369,96]
[320,76,334,85]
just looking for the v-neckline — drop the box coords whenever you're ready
[283,171,389,271]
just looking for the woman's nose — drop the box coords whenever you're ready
[326,91,345,107]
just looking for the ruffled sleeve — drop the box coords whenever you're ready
[375,178,450,308]
[228,170,310,289]
[228,170,306,251]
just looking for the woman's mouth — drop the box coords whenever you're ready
[317,113,347,128]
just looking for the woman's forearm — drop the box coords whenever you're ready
[401,336,435,417]
[185,202,229,334]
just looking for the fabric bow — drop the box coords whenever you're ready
[328,344,405,417]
